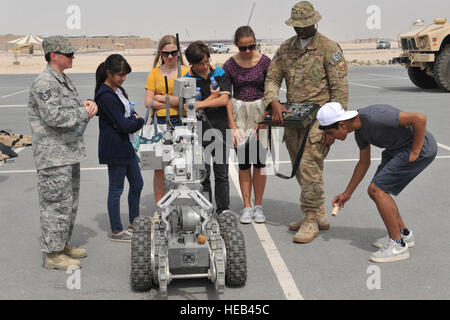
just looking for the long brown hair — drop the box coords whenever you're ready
[153,34,185,69]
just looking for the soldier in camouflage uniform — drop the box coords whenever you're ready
[28,36,98,270]
[263,1,348,243]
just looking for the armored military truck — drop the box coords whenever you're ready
[393,18,450,91]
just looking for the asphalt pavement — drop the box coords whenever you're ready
[0,65,449,300]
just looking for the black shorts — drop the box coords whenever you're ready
[234,138,267,171]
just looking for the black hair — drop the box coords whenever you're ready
[95,54,132,97]
[319,122,340,130]
[45,53,51,62]
[234,25,256,45]
[184,41,210,65]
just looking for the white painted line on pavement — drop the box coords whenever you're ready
[228,155,304,300]
[0,166,107,173]
[0,105,27,108]
[3,154,450,174]
[0,89,29,99]
[368,73,409,80]
[437,143,450,151]
[349,82,383,89]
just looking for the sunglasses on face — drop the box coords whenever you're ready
[238,44,256,52]
[55,51,74,58]
[161,50,178,57]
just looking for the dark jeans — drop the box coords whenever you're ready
[202,138,230,214]
[107,155,143,233]
[203,162,230,214]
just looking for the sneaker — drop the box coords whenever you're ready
[111,230,132,242]
[127,224,134,233]
[370,239,409,263]
[239,207,254,224]
[253,206,266,223]
[373,230,415,248]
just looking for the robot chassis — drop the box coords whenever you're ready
[130,77,247,296]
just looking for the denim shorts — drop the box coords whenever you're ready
[151,116,181,126]
[372,136,437,196]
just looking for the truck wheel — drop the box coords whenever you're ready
[222,226,247,287]
[433,47,450,91]
[407,67,438,89]
[131,217,152,292]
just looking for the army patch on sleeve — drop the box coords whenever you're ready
[39,90,52,101]
[338,60,347,71]
[330,51,343,64]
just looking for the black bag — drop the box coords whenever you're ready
[0,142,18,159]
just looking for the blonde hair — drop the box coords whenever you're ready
[153,34,185,69]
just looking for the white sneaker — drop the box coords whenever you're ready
[373,230,415,248]
[253,206,266,223]
[239,207,254,224]
[370,239,409,263]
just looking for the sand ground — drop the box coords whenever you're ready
[0,42,402,75]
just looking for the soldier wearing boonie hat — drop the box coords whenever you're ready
[28,35,97,271]
[284,0,322,28]
[264,1,349,244]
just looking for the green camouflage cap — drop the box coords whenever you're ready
[285,1,322,28]
[42,35,78,55]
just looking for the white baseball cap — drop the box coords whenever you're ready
[317,102,358,128]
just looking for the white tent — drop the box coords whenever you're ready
[8,34,43,45]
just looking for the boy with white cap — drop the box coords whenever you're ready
[317,102,437,262]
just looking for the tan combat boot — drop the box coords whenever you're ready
[45,252,81,271]
[64,243,87,259]
[289,214,330,231]
[293,216,319,243]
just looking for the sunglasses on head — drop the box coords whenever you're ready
[238,44,256,52]
[161,50,178,57]
[55,51,74,58]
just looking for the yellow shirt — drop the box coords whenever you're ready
[145,65,190,117]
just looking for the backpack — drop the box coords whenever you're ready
[0,130,32,148]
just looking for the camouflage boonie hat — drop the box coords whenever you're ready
[285,1,322,28]
[42,35,78,55]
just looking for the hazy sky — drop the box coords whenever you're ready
[1,0,449,41]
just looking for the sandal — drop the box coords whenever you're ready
[110,230,132,242]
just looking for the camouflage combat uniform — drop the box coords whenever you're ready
[28,63,89,253]
[264,2,348,242]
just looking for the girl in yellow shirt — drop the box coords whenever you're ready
[144,35,189,203]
